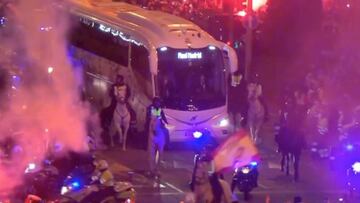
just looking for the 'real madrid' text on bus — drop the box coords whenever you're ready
[66,0,238,144]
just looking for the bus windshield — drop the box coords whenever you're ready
[157,47,226,111]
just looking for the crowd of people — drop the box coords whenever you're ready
[122,0,219,21]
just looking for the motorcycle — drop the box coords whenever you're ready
[9,151,95,201]
[329,141,360,172]
[189,131,218,190]
[347,161,360,197]
[60,178,136,203]
[59,159,135,203]
[231,161,259,200]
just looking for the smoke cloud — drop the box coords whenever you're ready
[0,0,90,195]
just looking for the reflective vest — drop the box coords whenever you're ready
[100,169,114,187]
[151,107,162,117]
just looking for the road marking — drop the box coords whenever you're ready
[248,189,348,194]
[137,192,183,196]
[258,183,270,189]
[163,181,185,193]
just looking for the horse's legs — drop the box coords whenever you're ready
[286,154,290,176]
[249,123,255,142]
[122,115,131,151]
[109,120,117,147]
[280,152,285,172]
[294,152,300,182]
[256,120,264,143]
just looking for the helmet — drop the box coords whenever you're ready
[97,160,109,170]
[152,97,162,108]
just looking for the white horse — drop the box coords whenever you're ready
[111,100,131,150]
[247,83,265,144]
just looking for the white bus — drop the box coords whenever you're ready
[66,0,238,143]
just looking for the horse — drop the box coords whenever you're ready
[247,83,265,144]
[276,126,304,181]
[110,100,131,150]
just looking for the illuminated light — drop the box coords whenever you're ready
[208,45,216,50]
[250,161,258,166]
[22,105,27,110]
[25,163,36,173]
[29,163,36,170]
[241,167,250,174]
[45,128,49,133]
[0,17,6,26]
[71,181,80,188]
[193,131,203,139]
[219,118,229,127]
[48,66,54,74]
[11,86,16,90]
[12,75,17,79]
[177,52,202,59]
[160,47,168,51]
[40,26,53,32]
[346,144,354,151]
[253,0,268,11]
[61,186,69,195]
[346,3,351,8]
[98,24,142,46]
[352,162,360,173]
[236,10,247,17]
[227,41,231,46]
[99,24,111,32]
[339,198,344,202]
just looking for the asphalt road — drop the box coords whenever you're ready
[96,126,360,203]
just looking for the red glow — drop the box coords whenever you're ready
[253,0,268,11]
[236,10,247,17]
[227,41,232,46]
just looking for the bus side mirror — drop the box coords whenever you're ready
[223,45,238,74]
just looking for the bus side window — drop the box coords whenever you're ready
[131,45,152,98]
[68,16,129,67]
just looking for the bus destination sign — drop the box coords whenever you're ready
[177,52,202,59]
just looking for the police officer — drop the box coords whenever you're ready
[146,97,168,179]
[80,160,115,203]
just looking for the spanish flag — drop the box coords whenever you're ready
[214,130,259,172]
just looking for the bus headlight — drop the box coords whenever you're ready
[24,163,36,173]
[61,186,69,195]
[193,131,203,139]
[241,167,251,174]
[352,162,360,173]
[219,118,229,127]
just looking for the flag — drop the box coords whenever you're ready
[213,130,259,172]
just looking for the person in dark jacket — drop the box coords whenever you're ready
[228,74,248,131]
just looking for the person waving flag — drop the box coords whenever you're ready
[214,130,259,172]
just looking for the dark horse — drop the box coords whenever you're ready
[276,127,305,181]
[275,102,306,181]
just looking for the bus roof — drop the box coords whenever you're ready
[67,0,220,49]
[66,0,238,74]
